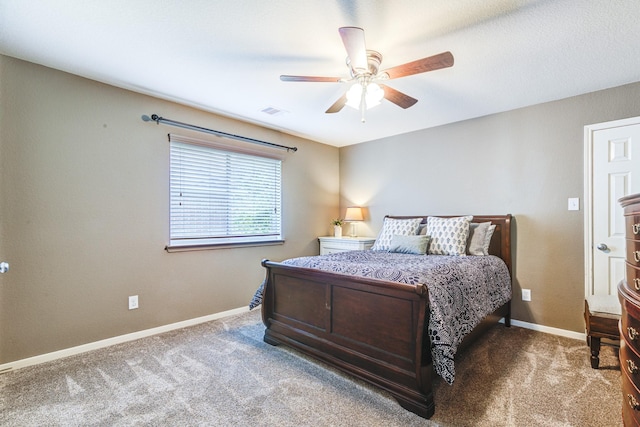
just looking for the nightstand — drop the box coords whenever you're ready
[318,236,376,255]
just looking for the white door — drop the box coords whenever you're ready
[585,117,640,297]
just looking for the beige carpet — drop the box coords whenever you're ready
[0,309,622,426]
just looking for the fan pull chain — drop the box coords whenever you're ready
[360,84,367,123]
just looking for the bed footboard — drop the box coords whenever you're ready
[260,259,435,418]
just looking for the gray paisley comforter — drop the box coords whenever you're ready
[251,250,511,384]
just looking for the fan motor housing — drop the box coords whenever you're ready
[347,50,382,77]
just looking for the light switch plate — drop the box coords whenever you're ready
[568,197,580,211]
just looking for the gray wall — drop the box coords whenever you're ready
[340,82,640,333]
[0,56,339,364]
[3,53,640,365]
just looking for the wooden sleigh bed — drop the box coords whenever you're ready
[258,214,512,419]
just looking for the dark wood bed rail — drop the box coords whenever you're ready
[260,214,512,419]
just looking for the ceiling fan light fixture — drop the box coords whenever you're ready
[345,83,363,109]
[345,82,383,110]
[366,83,384,108]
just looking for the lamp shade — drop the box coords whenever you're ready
[344,207,364,221]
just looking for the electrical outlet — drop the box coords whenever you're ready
[128,295,139,310]
[522,289,531,302]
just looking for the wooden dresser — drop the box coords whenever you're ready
[618,193,640,426]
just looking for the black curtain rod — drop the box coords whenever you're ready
[141,114,297,152]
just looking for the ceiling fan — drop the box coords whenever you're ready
[280,27,454,122]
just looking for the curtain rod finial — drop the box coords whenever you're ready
[141,114,161,124]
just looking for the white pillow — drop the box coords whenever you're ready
[371,217,423,251]
[427,216,473,256]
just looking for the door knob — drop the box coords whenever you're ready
[596,243,608,251]
[0,262,8,273]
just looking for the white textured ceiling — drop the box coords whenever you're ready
[1,0,639,147]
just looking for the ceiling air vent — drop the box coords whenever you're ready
[260,106,288,116]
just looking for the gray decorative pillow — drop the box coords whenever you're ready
[482,224,497,255]
[418,223,428,235]
[427,216,473,256]
[467,222,492,255]
[388,234,430,255]
[371,217,423,251]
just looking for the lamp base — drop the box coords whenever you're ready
[349,223,358,237]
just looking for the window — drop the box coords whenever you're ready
[167,134,282,250]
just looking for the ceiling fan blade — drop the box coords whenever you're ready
[380,85,418,109]
[382,51,454,79]
[325,93,348,113]
[339,27,368,74]
[280,75,342,82]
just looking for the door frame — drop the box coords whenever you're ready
[584,115,640,298]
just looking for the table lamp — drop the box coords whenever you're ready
[344,207,364,237]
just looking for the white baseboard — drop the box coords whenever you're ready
[0,306,250,374]
[0,309,586,375]
[501,318,586,341]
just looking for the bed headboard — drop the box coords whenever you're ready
[385,214,513,274]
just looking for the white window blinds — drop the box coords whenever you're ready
[169,134,282,248]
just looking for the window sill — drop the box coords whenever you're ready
[165,240,285,253]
